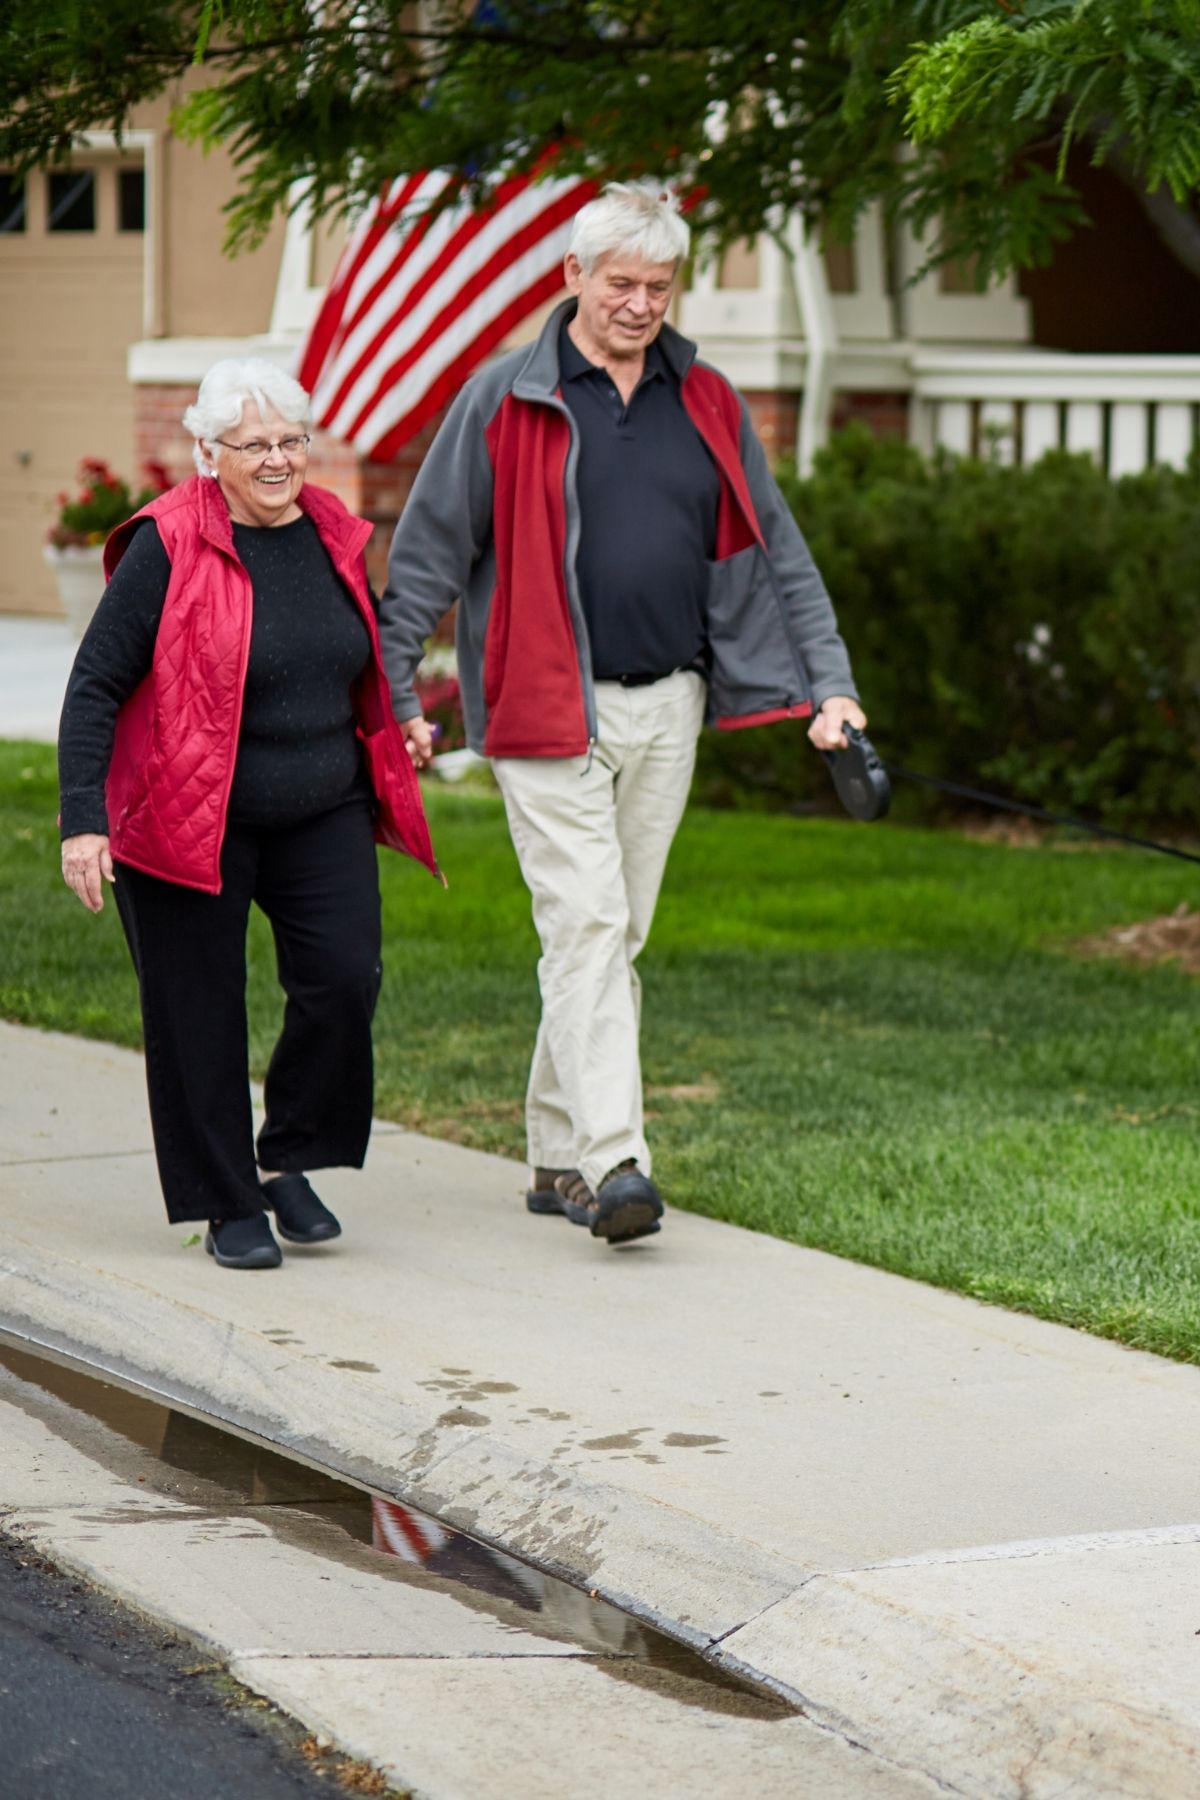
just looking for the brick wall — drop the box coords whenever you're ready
[830,390,910,440]
[132,384,199,487]
[743,390,800,464]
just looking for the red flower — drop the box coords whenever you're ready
[46,456,177,550]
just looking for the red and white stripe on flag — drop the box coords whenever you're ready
[298,167,597,462]
[371,1498,451,1563]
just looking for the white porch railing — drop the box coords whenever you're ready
[910,352,1200,476]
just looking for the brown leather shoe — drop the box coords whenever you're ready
[552,1161,663,1244]
[526,1167,578,1215]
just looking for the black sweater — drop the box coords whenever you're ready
[59,515,373,840]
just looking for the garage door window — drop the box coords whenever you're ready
[48,170,95,233]
[118,168,145,233]
[0,173,25,235]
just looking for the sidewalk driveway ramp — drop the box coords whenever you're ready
[1,1022,1198,1798]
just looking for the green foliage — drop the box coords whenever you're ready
[896,2,1200,202]
[0,3,1196,273]
[694,426,1200,832]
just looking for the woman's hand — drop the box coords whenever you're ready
[401,715,437,770]
[61,833,115,913]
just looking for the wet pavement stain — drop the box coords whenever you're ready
[419,1374,520,1404]
[0,1334,789,1718]
[435,1407,490,1427]
[579,1428,652,1451]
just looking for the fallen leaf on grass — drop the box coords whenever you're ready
[1073,904,1200,976]
[334,1758,391,1795]
[644,1080,721,1103]
[1110,1104,1194,1127]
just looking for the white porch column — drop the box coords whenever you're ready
[788,216,839,477]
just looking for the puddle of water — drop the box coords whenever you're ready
[0,1333,790,1719]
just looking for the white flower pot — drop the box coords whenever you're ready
[43,543,107,638]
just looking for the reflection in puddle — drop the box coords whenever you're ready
[0,1334,789,1717]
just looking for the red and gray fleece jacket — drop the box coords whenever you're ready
[379,300,858,758]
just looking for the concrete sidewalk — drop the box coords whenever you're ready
[1,1020,1198,1796]
[0,614,75,742]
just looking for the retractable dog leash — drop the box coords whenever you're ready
[824,725,1200,868]
[821,725,892,823]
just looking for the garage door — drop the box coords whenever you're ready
[0,158,144,616]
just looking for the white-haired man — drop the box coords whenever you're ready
[381,181,865,1247]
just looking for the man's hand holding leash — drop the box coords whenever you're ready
[808,695,867,753]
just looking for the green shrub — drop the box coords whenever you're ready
[693,426,1200,830]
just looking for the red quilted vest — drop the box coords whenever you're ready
[103,476,439,894]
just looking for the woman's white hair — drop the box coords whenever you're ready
[182,358,313,476]
[568,181,690,274]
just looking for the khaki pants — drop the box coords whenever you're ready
[492,670,706,1192]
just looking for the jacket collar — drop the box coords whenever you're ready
[196,470,237,552]
[511,298,698,402]
[297,481,373,564]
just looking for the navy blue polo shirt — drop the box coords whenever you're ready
[558,318,720,681]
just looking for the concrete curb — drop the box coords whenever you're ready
[0,1238,814,1666]
[4,1236,1200,1797]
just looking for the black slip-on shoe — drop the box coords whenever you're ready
[205,1212,282,1270]
[526,1167,577,1215]
[261,1173,342,1244]
[553,1162,663,1245]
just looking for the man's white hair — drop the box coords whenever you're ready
[568,181,690,274]
[182,358,313,475]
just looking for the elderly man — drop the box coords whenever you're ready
[380,181,864,1248]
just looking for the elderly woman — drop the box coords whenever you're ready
[58,358,438,1269]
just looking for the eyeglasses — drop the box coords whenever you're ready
[212,434,311,461]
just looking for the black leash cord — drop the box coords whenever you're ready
[886,763,1200,869]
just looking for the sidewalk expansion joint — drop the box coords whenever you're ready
[0,1149,155,1168]
[707,1573,818,1647]
[858,1520,1200,1569]
[234,1650,627,1663]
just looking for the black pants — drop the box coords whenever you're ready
[115,800,382,1224]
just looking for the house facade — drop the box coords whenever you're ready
[4,113,1198,618]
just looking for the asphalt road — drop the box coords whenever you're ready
[0,1528,405,1800]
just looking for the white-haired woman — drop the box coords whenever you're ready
[58,358,438,1269]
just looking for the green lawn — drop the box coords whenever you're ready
[5,740,1200,1362]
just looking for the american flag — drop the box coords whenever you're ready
[298,166,596,461]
